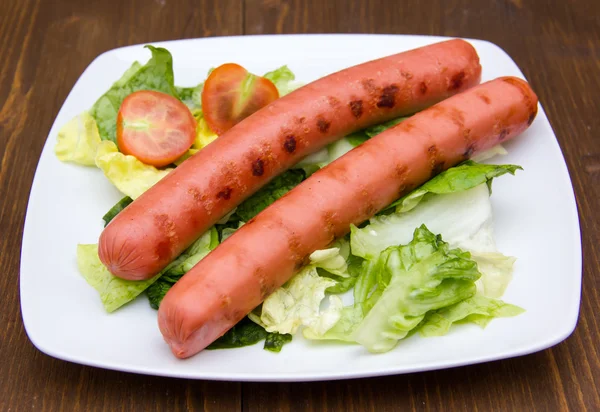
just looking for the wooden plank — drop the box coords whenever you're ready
[242,0,600,410]
[0,0,243,410]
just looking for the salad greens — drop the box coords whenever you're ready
[385,161,522,213]
[78,227,218,312]
[102,196,133,227]
[205,317,292,352]
[235,170,305,222]
[57,43,526,355]
[263,65,298,96]
[91,46,177,145]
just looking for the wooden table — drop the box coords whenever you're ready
[1,0,598,410]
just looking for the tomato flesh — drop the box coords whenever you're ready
[202,63,279,135]
[117,90,196,167]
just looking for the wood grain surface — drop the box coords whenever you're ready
[1,0,598,410]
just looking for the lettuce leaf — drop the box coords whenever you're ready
[263,65,300,96]
[77,227,218,312]
[471,252,516,298]
[77,244,162,312]
[54,111,102,166]
[94,141,173,199]
[205,317,268,350]
[235,170,305,221]
[418,295,524,336]
[351,184,498,260]
[364,116,408,137]
[251,266,340,335]
[90,46,177,145]
[305,226,482,352]
[146,227,219,309]
[352,226,481,352]
[386,161,522,213]
[176,83,203,113]
[102,196,133,226]
[193,113,219,149]
[264,332,293,352]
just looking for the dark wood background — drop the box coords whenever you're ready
[1,0,598,410]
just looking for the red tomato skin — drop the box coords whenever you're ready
[117,90,196,167]
[201,63,279,135]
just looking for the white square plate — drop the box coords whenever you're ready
[20,34,582,382]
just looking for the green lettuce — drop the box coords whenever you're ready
[77,226,218,312]
[386,161,522,213]
[264,332,293,352]
[306,226,482,352]
[176,83,203,113]
[235,170,305,221]
[102,196,133,227]
[90,46,177,144]
[263,65,300,96]
[418,295,524,336]
[77,244,162,312]
[146,227,219,309]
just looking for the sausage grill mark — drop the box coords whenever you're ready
[154,214,177,261]
[327,96,341,109]
[478,92,491,104]
[427,144,444,177]
[252,159,264,176]
[431,161,445,177]
[216,187,232,200]
[283,135,297,153]
[377,85,399,108]
[349,100,364,118]
[317,118,331,133]
[499,128,509,141]
[449,71,466,91]
[361,78,378,94]
[419,82,428,95]
[463,144,476,158]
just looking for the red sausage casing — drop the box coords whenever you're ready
[157,76,539,359]
[99,39,482,280]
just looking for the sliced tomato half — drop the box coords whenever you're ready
[201,63,279,134]
[117,90,196,167]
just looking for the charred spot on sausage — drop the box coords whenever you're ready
[317,118,331,133]
[377,85,399,108]
[252,158,264,176]
[216,187,232,200]
[294,255,311,271]
[419,82,428,95]
[155,240,171,261]
[478,92,491,104]
[349,100,363,118]
[327,96,341,109]
[283,135,297,153]
[449,71,466,91]
[463,144,476,158]
[361,78,377,94]
[528,111,536,125]
[498,128,509,141]
[401,71,413,80]
[431,161,445,177]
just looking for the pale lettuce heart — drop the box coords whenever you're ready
[351,184,498,259]
[255,266,340,335]
[94,140,172,199]
[54,111,102,166]
[77,244,162,312]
